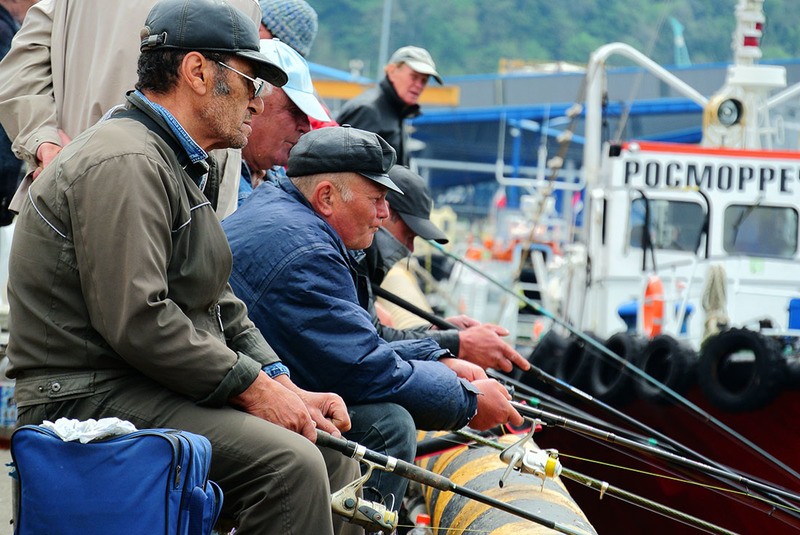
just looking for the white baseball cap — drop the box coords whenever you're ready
[258,38,330,121]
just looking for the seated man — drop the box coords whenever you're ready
[5,1,359,533]
[364,165,531,374]
[238,37,330,206]
[224,126,523,507]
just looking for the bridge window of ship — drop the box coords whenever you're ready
[628,198,704,252]
[723,204,798,258]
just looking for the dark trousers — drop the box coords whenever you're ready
[345,403,417,509]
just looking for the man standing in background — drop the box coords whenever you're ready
[336,46,442,166]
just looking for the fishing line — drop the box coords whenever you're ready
[429,238,800,485]
[375,276,800,517]
[455,428,737,535]
[562,451,800,516]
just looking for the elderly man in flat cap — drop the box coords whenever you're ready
[5,1,361,534]
[238,38,331,206]
[337,46,442,166]
[224,125,522,510]
[363,166,531,374]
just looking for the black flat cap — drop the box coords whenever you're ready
[287,125,402,193]
[140,0,287,87]
[386,166,449,243]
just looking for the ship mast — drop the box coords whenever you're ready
[701,0,786,149]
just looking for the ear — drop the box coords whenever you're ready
[312,181,336,217]
[180,51,214,96]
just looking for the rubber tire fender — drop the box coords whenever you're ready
[557,332,601,390]
[697,328,782,412]
[589,332,645,405]
[635,334,697,404]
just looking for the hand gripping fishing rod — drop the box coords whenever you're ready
[317,430,594,535]
[510,402,800,507]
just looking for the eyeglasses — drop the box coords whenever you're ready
[217,61,267,98]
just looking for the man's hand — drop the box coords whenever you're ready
[467,378,524,431]
[274,375,351,437]
[439,357,487,381]
[33,130,71,179]
[230,372,318,442]
[458,323,531,373]
[438,315,480,330]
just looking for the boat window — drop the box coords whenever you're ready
[723,205,798,258]
[628,199,704,252]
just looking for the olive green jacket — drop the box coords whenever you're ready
[7,95,278,408]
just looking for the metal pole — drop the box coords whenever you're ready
[376,0,393,79]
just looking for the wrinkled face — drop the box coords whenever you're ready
[386,63,430,106]
[243,88,310,171]
[328,174,390,250]
[201,57,265,150]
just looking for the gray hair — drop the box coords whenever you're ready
[291,173,354,202]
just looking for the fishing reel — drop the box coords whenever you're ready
[498,419,562,490]
[330,459,398,534]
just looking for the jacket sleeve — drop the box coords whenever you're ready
[218,283,281,368]
[0,0,61,168]
[235,241,478,430]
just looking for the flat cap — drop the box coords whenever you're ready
[287,126,402,193]
[387,166,449,243]
[388,46,442,84]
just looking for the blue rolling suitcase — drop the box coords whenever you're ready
[11,425,223,535]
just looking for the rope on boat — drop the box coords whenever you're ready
[702,264,729,340]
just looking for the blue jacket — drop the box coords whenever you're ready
[223,178,478,430]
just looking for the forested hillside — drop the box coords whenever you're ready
[308,0,800,78]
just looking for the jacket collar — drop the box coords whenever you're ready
[123,92,210,185]
[380,77,421,120]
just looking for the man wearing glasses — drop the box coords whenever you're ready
[4,1,361,534]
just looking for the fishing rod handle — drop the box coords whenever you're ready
[316,430,455,491]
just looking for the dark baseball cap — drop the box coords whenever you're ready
[140,0,288,87]
[386,166,449,244]
[287,126,403,193]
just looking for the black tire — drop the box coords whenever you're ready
[556,332,600,389]
[525,330,569,377]
[589,332,644,405]
[697,328,783,412]
[635,334,697,404]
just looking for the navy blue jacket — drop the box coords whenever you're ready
[223,178,478,430]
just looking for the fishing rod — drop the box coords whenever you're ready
[497,368,800,525]
[510,402,800,506]
[371,283,454,330]
[451,427,740,535]
[374,281,797,494]
[316,430,594,535]
[372,275,800,519]
[427,239,800,483]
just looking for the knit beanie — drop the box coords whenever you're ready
[259,0,318,57]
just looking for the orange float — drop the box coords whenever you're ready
[642,275,665,337]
